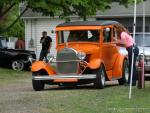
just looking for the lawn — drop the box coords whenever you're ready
[0,68,150,113]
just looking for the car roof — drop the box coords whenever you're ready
[57,20,119,27]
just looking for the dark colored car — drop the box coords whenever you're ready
[0,37,36,71]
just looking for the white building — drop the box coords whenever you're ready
[21,8,94,59]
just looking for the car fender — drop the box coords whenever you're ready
[88,58,104,69]
[10,53,29,62]
[113,54,127,77]
[31,61,56,75]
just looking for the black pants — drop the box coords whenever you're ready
[39,50,49,62]
[127,46,137,85]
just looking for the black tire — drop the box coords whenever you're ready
[94,65,106,89]
[32,72,45,91]
[32,80,44,91]
[11,60,24,71]
[118,60,129,85]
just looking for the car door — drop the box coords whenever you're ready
[101,27,118,71]
[0,48,8,65]
[0,40,6,64]
[0,48,3,63]
[111,27,122,78]
[0,39,10,65]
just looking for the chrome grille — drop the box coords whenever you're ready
[56,48,79,74]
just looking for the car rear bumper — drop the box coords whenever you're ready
[32,74,96,82]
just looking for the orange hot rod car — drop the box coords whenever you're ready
[31,20,129,91]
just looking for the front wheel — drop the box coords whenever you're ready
[118,60,129,85]
[32,79,44,91]
[94,65,106,89]
[32,72,45,91]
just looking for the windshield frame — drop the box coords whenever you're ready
[57,29,101,45]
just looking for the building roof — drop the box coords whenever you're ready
[96,1,150,17]
[20,7,51,19]
[21,1,150,18]
[57,20,119,27]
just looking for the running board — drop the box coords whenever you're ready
[33,74,96,81]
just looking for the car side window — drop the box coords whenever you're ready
[58,31,64,43]
[113,28,118,41]
[103,28,111,42]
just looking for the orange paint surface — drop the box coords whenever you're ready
[53,79,78,82]
[32,21,128,82]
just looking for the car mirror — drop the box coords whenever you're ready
[105,28,110,32]
[28,57,36,63]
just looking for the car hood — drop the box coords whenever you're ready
[2,48,35,54]
[119,47,128,56]
[58,43,100,54]
[138,46,150,56]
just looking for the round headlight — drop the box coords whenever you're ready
[77,51,86,60]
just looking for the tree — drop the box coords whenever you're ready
[0,4,25,38]
[0,0,26,37]
[26,0,141,20]
[0,0,142,36]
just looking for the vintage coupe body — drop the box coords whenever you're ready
[31,21,129,91]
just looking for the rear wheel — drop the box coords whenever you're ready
[94,65,106,89]
[118,60,129,85]
[12,60,24,71]
[32,72,45,91]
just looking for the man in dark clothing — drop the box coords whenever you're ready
[39,31,52,62]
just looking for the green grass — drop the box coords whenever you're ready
[0,68,31,84]
[45,86,150,113]
[0,68,150,113]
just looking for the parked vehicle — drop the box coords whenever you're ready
[31,21,129,91]
[134,33,150,72]
[0,37,36,71]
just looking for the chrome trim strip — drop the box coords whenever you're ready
[54,60,81,63]
[32,74,96,80]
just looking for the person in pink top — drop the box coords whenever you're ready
[120,32,134,48]
[120,31,138,86]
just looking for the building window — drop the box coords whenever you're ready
[127,27,133,33]
[127,26,150,33]
[146,26,150,32]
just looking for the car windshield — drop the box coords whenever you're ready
[58,30,100,44]
[134,33,150,47]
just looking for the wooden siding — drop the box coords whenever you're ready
[25,19,64,59]
[24,18,95,59]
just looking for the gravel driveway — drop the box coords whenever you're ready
[0,73,54,113]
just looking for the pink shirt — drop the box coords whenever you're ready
[120,32,134,48]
